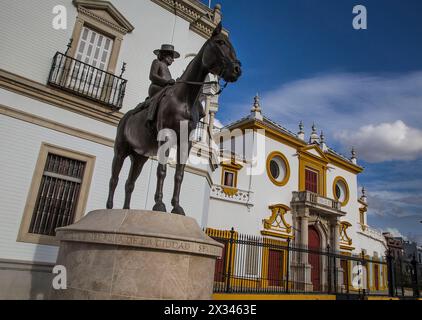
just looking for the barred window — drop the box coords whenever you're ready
[18,143,95,246]
[29,154,85,236]
[245,245,259,276]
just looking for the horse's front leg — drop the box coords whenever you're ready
[153,141,168,212]
[171,142,192,216]
[152,163,167,212]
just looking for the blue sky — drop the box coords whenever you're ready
[202,0,422,242]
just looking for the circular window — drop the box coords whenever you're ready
[333,177,349,206]
[267,152,290,186]
[270,160,280,179]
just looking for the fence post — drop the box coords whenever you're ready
[386,249,395,297]
[333,253,338,294]
[327,244,332,294]
[285,238,290,293]
[411,255,420,298]
[399,257,405,296]
[225,227,235,293]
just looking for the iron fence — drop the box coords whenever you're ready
[206,228,421,299]
[48,52,127,110]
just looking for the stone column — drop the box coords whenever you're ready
[301,213,309,249]
[209,111,216,131]
[331,219,344,291]
[293,208,311,291]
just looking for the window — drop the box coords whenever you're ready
[76,27,113,71]
[220,162,242,196]
[305,168,318,193]
[245,245,259,276]
[266,152,290,187]
[18,143,95,246]
[223,170,235,188]
[66,27,115,98]
[333,176,350,206]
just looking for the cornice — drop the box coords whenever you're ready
[228,118,364,175]
[0,69,123,126]
[150,0,226,39]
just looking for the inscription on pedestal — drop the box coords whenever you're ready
[57,231,221,257]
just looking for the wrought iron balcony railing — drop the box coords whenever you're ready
[48,52,127,110]
[192,121,222,143]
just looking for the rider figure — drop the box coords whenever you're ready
[146,44,180,124]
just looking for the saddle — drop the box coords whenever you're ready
[132,85,205,129]
[132,86,171,124]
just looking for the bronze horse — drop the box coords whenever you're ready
[106,23,241,215]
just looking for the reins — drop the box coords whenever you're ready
[175,79,228,96]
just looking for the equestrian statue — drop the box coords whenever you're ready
[106,22,242,215]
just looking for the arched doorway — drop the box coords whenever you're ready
[308,226,321,291]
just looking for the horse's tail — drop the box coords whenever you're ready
[114,108,136,149]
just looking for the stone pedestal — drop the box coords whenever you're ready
[291,263,313,292]
[50,210,223,300]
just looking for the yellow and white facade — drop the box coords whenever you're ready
[207,96,389,292]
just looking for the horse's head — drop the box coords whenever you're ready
[203,22,242,83]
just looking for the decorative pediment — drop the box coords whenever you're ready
[298,145,329,163]
[73,0,134,34]
[220,161,243,171]
[261,204,294,239]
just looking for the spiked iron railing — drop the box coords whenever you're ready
[48,52,127,110]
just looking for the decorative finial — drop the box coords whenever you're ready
[249,93,263,120]
[309,122,320,144]
[320,131,325,143]
[299,121,304,133]
[65,38,73,56]
[213,3,222,24]
[351,146,357,164]
[360,187,367,203]
[251,94,261,113]
[120,62,127,77]
[297,121,305,141]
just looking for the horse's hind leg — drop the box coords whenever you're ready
[123,154,148,209]
[106,150,128,209]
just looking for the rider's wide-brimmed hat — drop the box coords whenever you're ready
[153,44,180,59]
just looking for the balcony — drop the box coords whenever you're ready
[191,121,208,143]
[48,52,127,111]
[210,185,254,206]
[291,191,345,217]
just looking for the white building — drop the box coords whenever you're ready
[0,0,388,299]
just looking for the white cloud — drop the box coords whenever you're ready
[336,121,422,162]
[255,71,422,163]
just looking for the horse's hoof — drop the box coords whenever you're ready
[171,206,185,216]
[153,202,167,213]
[106,201,113,209]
